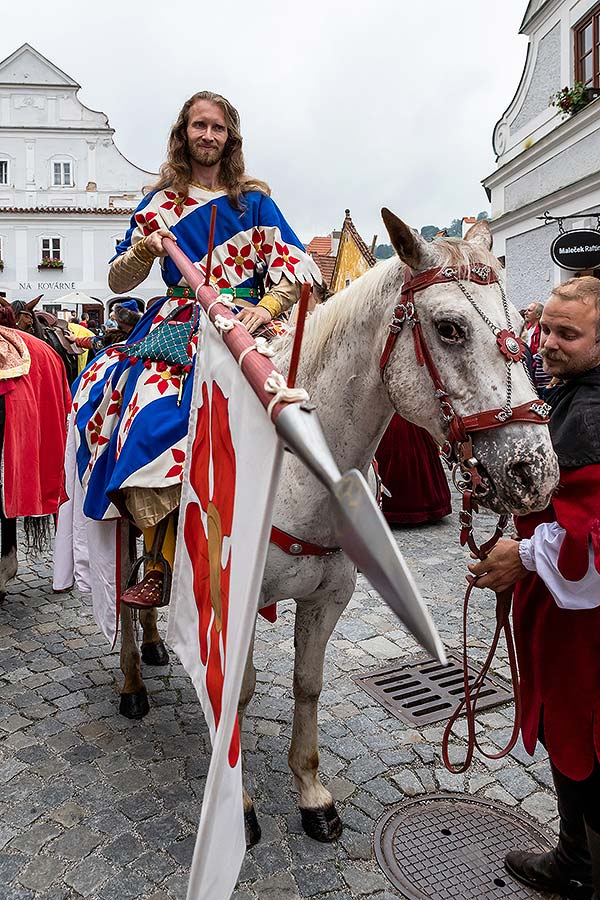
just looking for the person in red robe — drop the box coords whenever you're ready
[0,316,70,518]
[469,276,600,899]
[376,415,451,525]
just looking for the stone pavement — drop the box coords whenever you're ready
[0,497,558,900]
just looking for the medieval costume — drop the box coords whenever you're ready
[54,187,320,617]
[375,415,451,525]
[0,328,70,517]
[506,365,600,896]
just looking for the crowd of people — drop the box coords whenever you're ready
[2,87,600,900]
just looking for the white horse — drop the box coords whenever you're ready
[114,213,559,844]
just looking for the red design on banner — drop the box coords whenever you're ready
[271,240,300,275]
[134,211,160,236]
[106,389,123,417]
[160,191,198,218]
[87,412,109,447]
[184,382,240,768]
[144,367,182,396]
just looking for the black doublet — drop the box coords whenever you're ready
[549,365,600,468]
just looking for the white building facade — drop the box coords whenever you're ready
[0,44,164,316]
[483,0,600,303]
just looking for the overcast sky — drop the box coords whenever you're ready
[3,1,529,244]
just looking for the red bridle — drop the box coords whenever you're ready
[379,263,551,461]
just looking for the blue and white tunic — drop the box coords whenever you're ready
[72,186,321,521]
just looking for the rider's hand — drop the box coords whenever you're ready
[468,538,527,592]
[144,229,176,258]
[236,305,272,334]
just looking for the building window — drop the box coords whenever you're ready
[0,237,4,270]
[41,237,62,261]
[52,160,73,187]
[0,161,8,186]
[575,5,600,87]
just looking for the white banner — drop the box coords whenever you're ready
[168,312,282,900]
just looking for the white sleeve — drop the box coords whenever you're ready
[518,522,600,610]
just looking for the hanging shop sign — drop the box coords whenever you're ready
[551,229,600,271]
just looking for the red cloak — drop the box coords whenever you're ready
[2,331,71,517]
[376,415,451,525]
[514,465,600,780]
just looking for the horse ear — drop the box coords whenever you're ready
[381,208,435,270]
[26,294,43,311]
[464,220,493,250]
[0,296,11,309]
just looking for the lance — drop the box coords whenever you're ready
[162,228,446,665]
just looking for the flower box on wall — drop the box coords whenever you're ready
[550,82,600,119]
[38,259,64,270]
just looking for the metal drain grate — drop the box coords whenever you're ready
[375,793,560,900]
[354,652,512,726]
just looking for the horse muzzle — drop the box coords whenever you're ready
[471,427,560,516]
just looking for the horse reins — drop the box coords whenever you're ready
[380,263,552,771]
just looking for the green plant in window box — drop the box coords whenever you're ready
[38,258,64,270]
[550,82,600,118]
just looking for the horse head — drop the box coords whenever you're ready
[380,209,559,516]
[12,296,45,338]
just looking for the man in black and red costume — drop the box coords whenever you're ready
[470,275,600,899]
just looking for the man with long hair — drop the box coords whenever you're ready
[55,91,321,610]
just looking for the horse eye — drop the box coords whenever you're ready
[436,321,465,343]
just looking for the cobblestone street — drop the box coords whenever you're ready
[0,494,558,900]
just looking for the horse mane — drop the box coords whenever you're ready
[290,236,503,369]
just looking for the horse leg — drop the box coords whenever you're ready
[237,627,261,849]
[289,590,350,842]
[139,608,170,666]
[0,512,17,601]
[119,605,150,718]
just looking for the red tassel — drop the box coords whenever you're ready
[171,364,181,375]
[143,360,152,369]
[183,364,193,374]
[157,360,167,372]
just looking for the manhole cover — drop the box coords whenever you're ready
[374,793,560,900]
[354,653,512,726]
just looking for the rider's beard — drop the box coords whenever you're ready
[189,141,223,169]
[540,344,597,377]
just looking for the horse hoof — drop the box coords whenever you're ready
[141,640,170,666]
[119,688,150,719]
[244,805,262,849]
[300,803,343,842]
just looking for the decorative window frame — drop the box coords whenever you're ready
[49,156,75,188]
[574,3,600,88]
[39,235,63,269]
[0,159,9,187]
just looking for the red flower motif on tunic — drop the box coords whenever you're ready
[134,211,160,236]
[271,240,300,276]
[123,392,140,434]
[144,367,181,395]
[160,191,199,218]
[223,241,255,279]
[165,447,186,479]
[80,359,104,390]
[210,263,232,290]
[106,389,123,417]
[152,296,190,326]
[251,228,273,259]
[87,412,109,447]
[183,381,240,768]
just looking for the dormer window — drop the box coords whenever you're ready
[0,161,8,186]
[575,5,600,88]
[52,159,73,187]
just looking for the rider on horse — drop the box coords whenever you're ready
[63,90,321,609]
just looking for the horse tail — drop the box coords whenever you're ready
[23,515,52,555]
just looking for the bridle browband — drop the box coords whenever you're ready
[379,263,551,467]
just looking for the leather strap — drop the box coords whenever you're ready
[270,525,340,557]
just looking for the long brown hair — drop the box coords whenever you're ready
[152,91,270,210]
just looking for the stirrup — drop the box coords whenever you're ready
[121,518,173,609]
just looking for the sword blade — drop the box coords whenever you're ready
[275,405,446,664]
[331,469,446,665]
